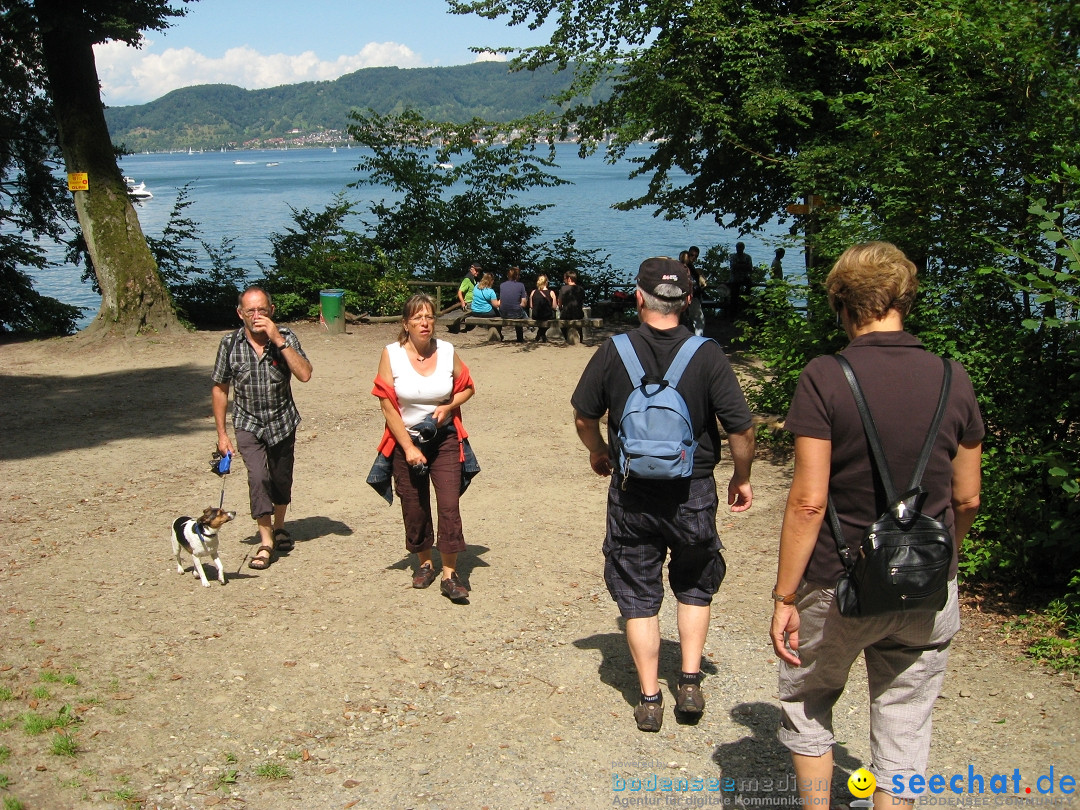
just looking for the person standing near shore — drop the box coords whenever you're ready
[687,245,707,337]
[771,248,786,280]
[212,286,313,571]
[572,257,755,732]
[729,242,753,317]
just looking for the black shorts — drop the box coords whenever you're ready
[602,476,726,618]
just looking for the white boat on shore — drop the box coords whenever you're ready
[123,176,153,201]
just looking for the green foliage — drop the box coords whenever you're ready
[532,233,614,303]
[344,108,612,295]
[216,768,239,790]
[258,194,411,318]
[0,265,83,335]
[254,762,291,780]
[349,109,552,279]
[108,786,136,805]
[49,732,78,758]
[0,28,84,336]
[1004,584,1080,673]
[742,272,845,420]
[469,0,1078,602]
[21,704,78,735]
[3,795,25,810]
[146,183,247,326]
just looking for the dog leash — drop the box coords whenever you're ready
[211,451,232,507]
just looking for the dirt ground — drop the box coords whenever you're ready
[0,318,1077,810]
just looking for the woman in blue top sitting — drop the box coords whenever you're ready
[471,272,502,338]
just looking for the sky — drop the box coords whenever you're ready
[94,0,554,107]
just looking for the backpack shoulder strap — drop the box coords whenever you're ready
[834,354,898,503]
[663,336,708,387]
[907,356,952,490]
[612,333,646,384]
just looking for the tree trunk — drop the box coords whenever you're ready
[34,0,179,336]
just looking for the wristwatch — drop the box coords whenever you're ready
[771,589,797,606]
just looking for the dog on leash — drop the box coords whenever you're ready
[171,507,235,586]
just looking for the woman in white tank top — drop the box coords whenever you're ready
[375,294,476,602]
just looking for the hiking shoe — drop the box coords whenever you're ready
[675,681,705,716]
[634,700,663,732]
[412,564,437,589]
[440,572,469,602]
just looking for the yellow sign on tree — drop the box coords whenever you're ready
[67,172,88,191]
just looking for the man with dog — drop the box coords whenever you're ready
[571,257,756,732]
[212,286,313,570]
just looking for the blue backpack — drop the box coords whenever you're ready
[612,334,707,481]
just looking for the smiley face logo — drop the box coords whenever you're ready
[848,768,876,798]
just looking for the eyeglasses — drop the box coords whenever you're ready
[242,307,271,317]
[408,314,435,323]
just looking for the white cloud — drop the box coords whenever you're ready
[94,40,425,106]
[472,50,507,63]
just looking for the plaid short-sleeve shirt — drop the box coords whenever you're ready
[211,327,306,447]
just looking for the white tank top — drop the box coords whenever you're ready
[386,340,455,429]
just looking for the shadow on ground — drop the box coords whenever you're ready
[0,364,211,460]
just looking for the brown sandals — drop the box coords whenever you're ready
[248,545,274,570]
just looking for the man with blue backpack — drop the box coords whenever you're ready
[571,257,756,732]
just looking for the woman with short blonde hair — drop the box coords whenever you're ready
[770,241,983,809]
[825,241,919,325]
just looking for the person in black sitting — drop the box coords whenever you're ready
[530,274,557,342]
[558,270,585,342]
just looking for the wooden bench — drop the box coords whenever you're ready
[459,317,604,345]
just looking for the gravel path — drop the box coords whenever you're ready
[0,322,1076,809]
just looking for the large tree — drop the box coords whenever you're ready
[0,1,81,333]
[452,0,1080,587]
[24,0,192,335]
[451,0,1079,269]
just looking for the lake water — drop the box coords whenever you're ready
[33,144,786,327]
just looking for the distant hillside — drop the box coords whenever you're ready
[104,62,594,153]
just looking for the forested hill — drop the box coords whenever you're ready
[104,62,590,153]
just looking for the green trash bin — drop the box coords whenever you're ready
[320,289,345,334]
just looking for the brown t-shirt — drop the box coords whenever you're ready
[784,331,984,586]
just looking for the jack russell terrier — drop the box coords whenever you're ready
[170,507,235,586]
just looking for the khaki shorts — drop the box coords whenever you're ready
[777,579,960,798]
